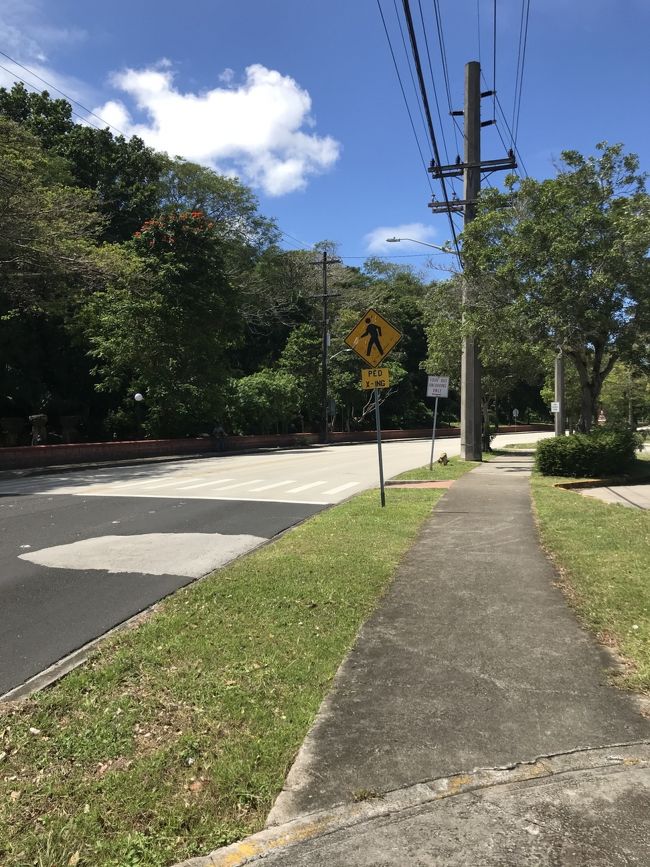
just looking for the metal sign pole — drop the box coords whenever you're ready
[374,387,386,507]
[429,397,439,471]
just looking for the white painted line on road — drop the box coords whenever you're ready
[322,482,359,495]
[177,478,235,490]
[286,481,327,493]
[250,480,296,492]
[207,479,264,491]
[63,492,330,505]
[108,476,198,489]
[136,477,205,489]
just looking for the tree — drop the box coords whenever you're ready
[463,143,650,431]
[80,211,241,436]
[0,83,166,242]
[422,275,544,441]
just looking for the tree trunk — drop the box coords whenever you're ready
[568,347,616,433]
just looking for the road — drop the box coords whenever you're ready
[0,432,549,696]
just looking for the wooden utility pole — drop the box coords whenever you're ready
[460,60,483,460]
[312,251,341,443]
[429,61,516,461]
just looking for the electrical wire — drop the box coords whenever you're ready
[432,0,459,156]
[511,0,531,153]
[401,0,462,262]
[392,0,433,174]
[416,0,453,174]
[0,49,128,136]
[513,0,530,148]
[377,0,435,195]
[492,0,497,119]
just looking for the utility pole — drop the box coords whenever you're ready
[429,61,516,462]
[461,60,483,461]
[554,350,565,437]
[312,251,341,444]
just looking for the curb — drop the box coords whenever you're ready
[172,742,650,867]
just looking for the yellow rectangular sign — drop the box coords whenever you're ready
[361,367,390,390]
[345,308,402,367]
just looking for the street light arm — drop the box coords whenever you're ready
[385,237,451,253]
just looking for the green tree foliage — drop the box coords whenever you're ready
[599,362,650,427]
[421,274,544,435]
[0,118,113,429]
[0,83,165,242]
[80,212,240,437]
[229,369,300,434]
[463,143,650,431]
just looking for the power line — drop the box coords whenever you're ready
[511,0,531,153]
[432,0,459,156]
[416,0,455,191]
[401,0,462,262]
[492,0,497,120]
[377,0,435,195]
[0,49,128,137]
[513,0,531,148]
[392,0,433,175]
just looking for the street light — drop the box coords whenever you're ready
[385,237,452,252]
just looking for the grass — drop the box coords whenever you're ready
[531,457,650,694]
[393,454,484,481]
[0,465,480,867]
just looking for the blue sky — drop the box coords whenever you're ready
[1,0,648,276]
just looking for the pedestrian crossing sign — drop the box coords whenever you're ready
[344,308,402,367]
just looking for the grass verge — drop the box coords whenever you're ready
[393,454,484,481]
[531,460,650,694]
[1,465,479,867]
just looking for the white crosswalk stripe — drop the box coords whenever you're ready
[177,478,235,490]
[250,480,296,492]
[286,481,327,493]
[207,479,263,491]
[322,482,359,495]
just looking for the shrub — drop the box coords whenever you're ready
[535,428,641,478]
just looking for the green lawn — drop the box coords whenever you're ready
[394,454,484,481]
[531,461,650,694]
[1,463,479,867]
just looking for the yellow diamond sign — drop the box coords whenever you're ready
[344,308,402,367]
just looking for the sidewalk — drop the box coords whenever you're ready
[180,455,650,866]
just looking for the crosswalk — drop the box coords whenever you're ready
[0,472,362,504]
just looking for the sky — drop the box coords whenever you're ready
[1,0,649,277]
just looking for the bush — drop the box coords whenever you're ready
[535,428,641,478]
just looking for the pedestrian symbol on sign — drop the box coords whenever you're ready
[361,318,383,357]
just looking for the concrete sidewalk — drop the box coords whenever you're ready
[181,455,650,866]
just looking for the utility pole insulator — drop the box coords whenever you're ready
[450,110,464,116]
[480,90,494,98]
[480,120,495,127]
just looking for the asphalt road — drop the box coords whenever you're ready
[0,433,549,696]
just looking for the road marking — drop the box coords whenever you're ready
[177,478,235,490]
[322,482,359,495]
[108,476,198,489]
[136,477,205,489]
[249,480,296,492]
[207,479,263,491]
[286,481,327,493]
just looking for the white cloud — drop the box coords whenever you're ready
[94,63,341,196]
[364,223,441,254]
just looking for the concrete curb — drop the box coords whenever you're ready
[172,742,650,867]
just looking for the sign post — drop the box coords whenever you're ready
[346,309,402,507]
[426,376,449,470]
[513,408,519,428]
[373,388,386,507]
